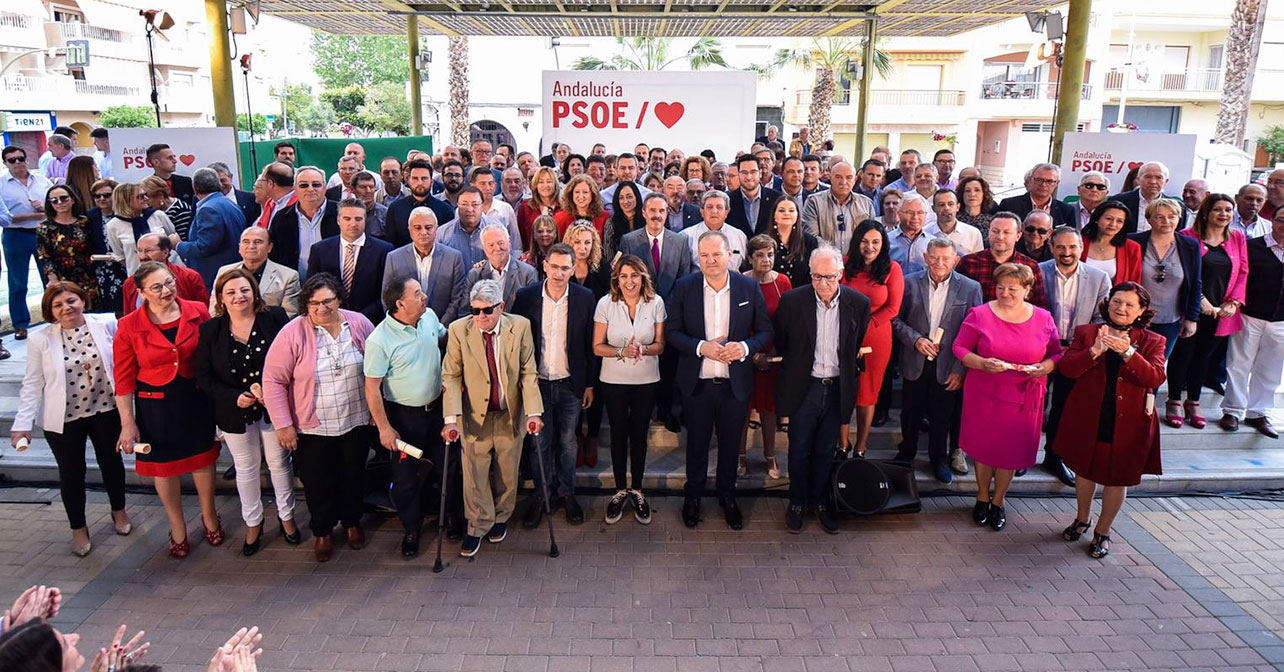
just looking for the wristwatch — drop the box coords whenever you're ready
[1122,344,1137,360]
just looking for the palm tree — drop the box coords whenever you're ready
[1214,0,1268,146]
[448,36,470,147]
[764,38,893,145]
[571,37,728,71]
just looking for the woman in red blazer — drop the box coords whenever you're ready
[114,260,220,559]
[517,166,562,249]
[1054,282,1167,560]
[1081,200,1142,284]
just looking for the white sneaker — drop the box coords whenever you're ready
[950,450,969,475]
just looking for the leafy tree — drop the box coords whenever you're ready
[572,37,728,71]
[237,113,269,136]
[357,82,411,136]
[760,38,894,143]
[1258,125,1284,164]
[320,85,366,124]
[296,98,337,134]
[311,33,408,89]
[270,82,316,133]
[99,105,157,128]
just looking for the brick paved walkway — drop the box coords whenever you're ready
[3,488,1283,671]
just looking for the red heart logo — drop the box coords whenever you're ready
[1127,161,1143,171]
[654,102,685,129]
[179,154,196,166]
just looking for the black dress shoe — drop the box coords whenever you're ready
[1043,459,1076,487]
[521,497,544,529]
[1245,416,1280,439]
[0,342,10,360]
[988,504,1006,531]
[279,518,301,545]
[401,532,420,558]
[1209,381,1226,396]
[932,461,953,484]
[815,504,839,535]
[665,418,683,434]
[1014,469,1027,477]
[785,504,804,533]
[892,450,915,465]
[446,518,465,541]
[971,501,990,526]
[564,496,585,525]
[681,496,700,528]
[719,497,744,530]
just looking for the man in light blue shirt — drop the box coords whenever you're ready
[1,145,53,343]
[885,149,921,194]
[887,193,932,276]
[364,274,451,558]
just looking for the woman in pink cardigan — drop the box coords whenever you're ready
[262,272,376,562]
[1166,194,1249,428]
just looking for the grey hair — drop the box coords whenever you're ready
[809,244,843,269]
[192,167,222,195]
[295,165,325,183]
[408,206,438,227]
[47,134,72,150]
[338,155,359,166]
[1023,210,1053,226]
[925,237,956,252]
[1025,162,1061,182]
[470,278,503,305]
[239,225,269,242]
[914,163,939,177]
[1141,161,1169,179]
[899,193,929,211]
[686,178,705,190]
[207,161,233,177]
[1079,170,1111,190]
[711,162,728,171]
[479,223,510,244]
[701,189,731,209]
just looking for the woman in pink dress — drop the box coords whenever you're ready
[953,263,1062,532]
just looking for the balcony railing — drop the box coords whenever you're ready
[1103,67,1223,93]
[2,75,139,99]
[0,12,35,29]
[2,75,60,93]
[51,21,133,44]
[980,81,1093,101]
[74,80,139,97]
[794,89,966,106]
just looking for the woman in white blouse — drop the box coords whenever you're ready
[105,182,176,275]
[11,282,132,557]
[591,254,666,527]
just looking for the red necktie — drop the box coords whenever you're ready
[483,331,502,412]
[256,199,275,228]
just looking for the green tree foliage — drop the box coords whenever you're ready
[357,82,412,136]
[237,113,269,136]
[311,33,408,89]
[320,85,366,124]
[1258,125,1284,164]
[572,37,728,71]
[296,98,337,133]
[99,105,157,128]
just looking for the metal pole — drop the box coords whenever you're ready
[145,26,162,126]
[1051,0,1091,165]
[205,0,237,129]
[408,16,423,137]
[854,17,877,162]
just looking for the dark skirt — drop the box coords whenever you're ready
[94,260,126,314]
[1061,439,1160,488]
[134,375,218,477]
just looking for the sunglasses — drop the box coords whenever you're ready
[1024,226,1050,235]
[5,156,27,164]
[49,195,72,204]
[93,192,113,200]
[1081,183,1108,191]
[297,182,325,190]
[1154,263,1166,284]
[470,303,501,316]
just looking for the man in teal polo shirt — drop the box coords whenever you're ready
[365,274,453,558]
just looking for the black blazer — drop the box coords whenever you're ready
[234,189,261,228]
[324,185,344,202]
[1111,188,1180,235]
[994,193,1076,229]
[1128,230,1203,323]
[167,173,195,206]
[306,235,394,325]
[193,306,291,433]
[727,186,783,238]
[772,285,870,419]
[267,201,340,271]
[510,282,600,396]
[665,272,774,401]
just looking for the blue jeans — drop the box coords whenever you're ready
[534,378,582,498]
[1150,321,1182,361]
[3,228,38,330]
[786,379,842,507]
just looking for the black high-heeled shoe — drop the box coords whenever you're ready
[971,501,990,526]
[279,518,302,545]
[988,504,1006,531]
[242,524,263,557]
[1089,532,1111,559]
[1062,518,1092,542]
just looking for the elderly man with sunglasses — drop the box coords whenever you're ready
[1073,171,1111,230]
[1014,211,1055,263]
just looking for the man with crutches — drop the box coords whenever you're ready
[441,279,545,558]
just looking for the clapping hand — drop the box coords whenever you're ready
[1090,325,1110,358]
[2,585,61,631]
[90,624,150,672]
[1102,330,1132,356]
[206,626,263,672]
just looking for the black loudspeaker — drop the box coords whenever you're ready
[832,458,921,515]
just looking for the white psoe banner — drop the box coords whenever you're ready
[109,127,239,185]
[542,70,757,161]
[1058,132,1196,199]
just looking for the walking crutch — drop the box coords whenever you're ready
[528,425,560,558]
[432,437,454,573]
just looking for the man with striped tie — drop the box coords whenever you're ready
[306,198,393,325]
[255,162,297,228]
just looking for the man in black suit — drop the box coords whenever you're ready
[773,246,869,533]
[754,147,785,192]
[306,198,393,325]
[510,243,599,528]
[325,156,360,202]
[727,154,782,238]
[1110,161,1176,234]
[662,176,702,231]
[385,159,456,249]
[268,166,339,279]
[995,163,1076,229]
[666,230,773,530]
[208,161,261,226]
[146,143,194,205]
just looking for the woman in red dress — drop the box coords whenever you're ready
[841,220,903,456]
[743,234,791,478]
[113,261,221,558]
[1054,282,1166,559]
[517,166,561,249]
[554,175,609,241]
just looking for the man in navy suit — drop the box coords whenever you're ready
[306,198,393,325]
[727,154,782,238]
[666,230,773,530]
[175,168,247,289]
[995,163,1076,229]
[208,161,261,226]
[510,243,599,528]
[662,176,702,231]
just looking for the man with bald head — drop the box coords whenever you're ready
[802,161,874,253]
[326,142,383,191]
[664,175,701,231]
[382,206,467,324]
[213,225,302,316]
[1260,169,1284,220]
[121,233,210,311]
[1014,211,1055,262]
[462,225,537,317]
[1183,178,1209,219]
[1110,160,1175,234]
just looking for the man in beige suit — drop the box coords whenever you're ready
[442,279,544,557]
[212,226,302,317]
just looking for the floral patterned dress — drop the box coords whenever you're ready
[38,217,100,307]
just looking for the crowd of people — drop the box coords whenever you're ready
[4,127,1283,565]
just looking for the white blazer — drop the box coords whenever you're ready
[13,316,119,435]
[105,210,178,275]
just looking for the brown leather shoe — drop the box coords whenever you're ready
[345,525,366,550]
[1244,416,1280,439]
[1219,414,1240,431]
[314,535,333,562]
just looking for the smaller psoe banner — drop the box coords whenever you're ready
[542,70,757,162]
[110,127,239,185]
[1058,132,1196,199]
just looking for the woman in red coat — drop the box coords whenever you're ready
[1054,282,1166,559]
[517,166,561,249]
[841,220,903,456]
[1081,200,1142,284]
[114,260,220,558]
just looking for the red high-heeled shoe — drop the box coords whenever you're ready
[168,533,190,559]
[203,517,226,547]
[1184,400,1206,429]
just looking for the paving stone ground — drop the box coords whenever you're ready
[3,486,1284,672]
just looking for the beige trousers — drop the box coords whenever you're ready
[461,409,524,537]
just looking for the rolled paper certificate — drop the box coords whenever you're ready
[15,437,29,451]
[767,356,783,363]
[90,254,114,262]
[927,327,945,361]
[394,439,424,459]
[133,443,152,454]
[250,383,263,400]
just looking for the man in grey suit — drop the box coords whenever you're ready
[1040,226,1112,486]
[892,238,982,483]
[462,225,537,320]
[212,226,302,317]
[382,206,467,325]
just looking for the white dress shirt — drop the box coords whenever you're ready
[683,222,748,268]
[338,234,367,269]
[699,279,733,379]
[539,283,571,380]
[413,244,435,291]
[1054,264,1081,340]
[811,291,841,378]
[927,275,951,335]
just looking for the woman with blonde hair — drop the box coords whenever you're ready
[140,175,193,240]
[105,183,176,275]
[518,166,561,249]
[566,222,611,466]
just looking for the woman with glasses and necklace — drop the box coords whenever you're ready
[38,185,100,307]
[1131,198,1202,360]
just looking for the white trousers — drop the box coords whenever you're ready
[1222,314,1284,420]
[222,417,296,527]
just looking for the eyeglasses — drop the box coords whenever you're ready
[1031,177,1059,187]
[1081,183,1108,191]
[1154,263,1166,284]
[306,297,339,309]
[49,195,72,204]
[93,192,113,201]
[470,303,501,315]
[811,273,841,283]
[297,182,325,190]
[1024,226,1050,235]
[4,156,26,164]
[145,278,177,294]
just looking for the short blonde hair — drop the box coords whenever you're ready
[562,222,603,271]
[112,183,144,218]
[993,262,1035,289]
[1145,197,1184,221]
